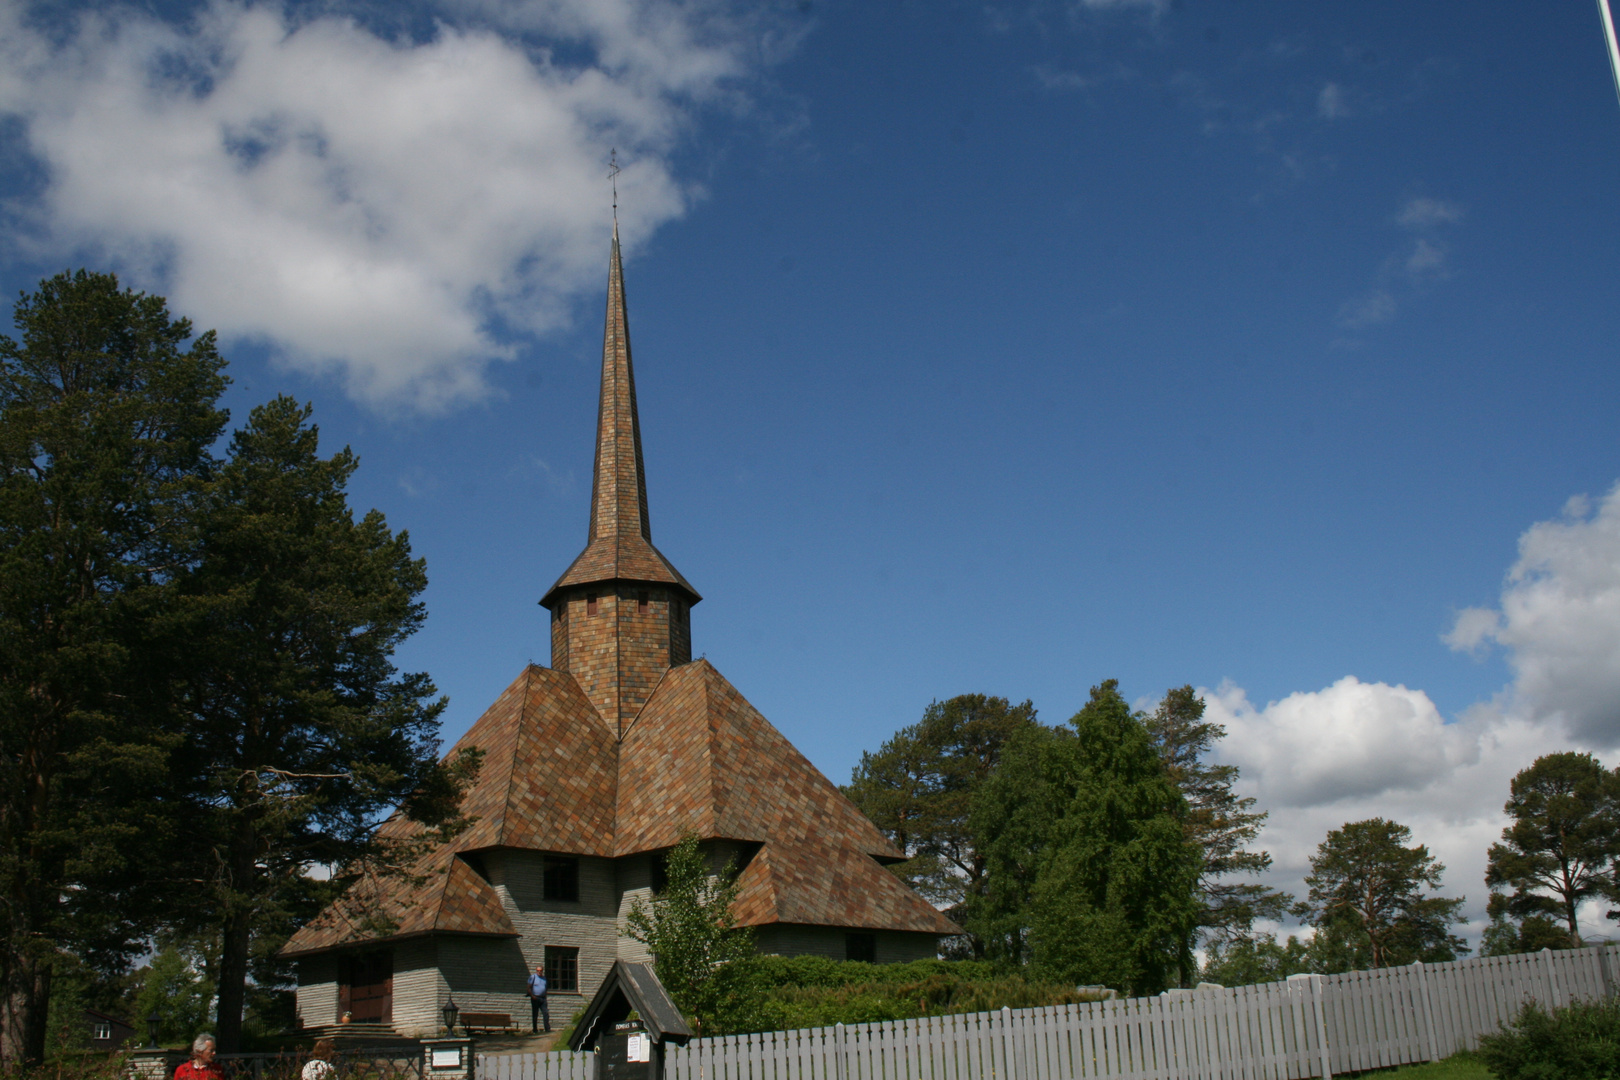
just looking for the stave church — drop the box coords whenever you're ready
[280,225,956,1037]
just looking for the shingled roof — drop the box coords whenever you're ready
[616,661,901,860]
[282,847,516,958]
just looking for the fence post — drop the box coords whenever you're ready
[1288,973,1331,1080]
[834,1023,846,1080]
[999,1006,1018,1080]
[1540,948,1559,1010]
[1413,962,1439,1063]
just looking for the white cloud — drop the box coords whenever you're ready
[1200,485,1620,943]
[0,0,767,412]
[1206,678,1573,937]
[1336,288,1396,328]
[1398,197,1464,229]
[1405,237,1447,278]
[1447,486,1620,743]
[1334,196,1463,332]
[1316,82,1347,119]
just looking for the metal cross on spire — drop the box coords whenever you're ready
[608,148,620,219]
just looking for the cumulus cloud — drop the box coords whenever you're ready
[0,0,768,411]
[1199,485,1620,940]
[1204,678,1577,938]
[1446,485,1620,743]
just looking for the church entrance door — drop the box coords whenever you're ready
[339,951,393,1024]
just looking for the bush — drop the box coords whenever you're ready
[698,956,1109,1036]
[1478,997,1620,1080]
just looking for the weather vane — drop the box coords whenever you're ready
[608,149,620,218]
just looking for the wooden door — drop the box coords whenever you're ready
[339,951,393,1024]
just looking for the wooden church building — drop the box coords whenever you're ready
[281,227,955,1036]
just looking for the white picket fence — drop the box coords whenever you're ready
[477,944,1620,1080]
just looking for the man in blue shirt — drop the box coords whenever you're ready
[527,965,550,1034]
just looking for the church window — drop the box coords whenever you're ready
[543,855,580,902]
[586,594,598,616]
[544,946,579,994]
[845,933,877,963]
[636,590,649,613]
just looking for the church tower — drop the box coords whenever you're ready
[540,223,701,734]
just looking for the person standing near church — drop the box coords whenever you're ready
[528,964,550,1034]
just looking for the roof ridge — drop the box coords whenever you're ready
[495,665,537,847]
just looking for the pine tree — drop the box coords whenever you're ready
[165,397,478,1051]
[0,271,227,1066]
[1144,686,1291,965]
[1485,752,1620,943]
[843,695,1038,955]
[970,681,1201,995]
[1301,818,1466,969]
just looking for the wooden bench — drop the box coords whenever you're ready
[456,1012,514,1034]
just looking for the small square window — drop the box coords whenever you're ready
[586,595,598,616]
[845,932,877,963]
[543,855,580,902]
[544,946,579,994]
[92,1022,111,1041]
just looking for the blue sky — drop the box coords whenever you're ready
[4,0,1620,940]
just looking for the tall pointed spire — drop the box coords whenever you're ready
[544,225,696,606]
[588,221,652,546]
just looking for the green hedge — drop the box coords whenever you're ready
[696,957,1108,1036]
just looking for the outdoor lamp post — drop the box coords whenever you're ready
[146,1012,161,1049]
[442,997,459,1035]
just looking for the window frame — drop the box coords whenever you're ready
[543,855,580,902]
[544,945,580,994]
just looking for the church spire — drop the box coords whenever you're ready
[542,226,697,608]
[588,221,652,546]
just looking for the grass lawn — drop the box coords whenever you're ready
[1347,1054,1492,1079]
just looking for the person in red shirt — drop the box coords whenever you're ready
[174,1034,224,1080]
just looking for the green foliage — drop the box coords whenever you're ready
[131,947,214,1047]
[842,695,1039,956]
[969,680,1201,996]
[1299,818,1467,970]
[1482,913,1580,957]
[1478,997,1620,1080]
[625,836,754,1032]
[0,270,228,1064]
[1144,687,1291,959]
[696,958,1107,1036]
[1485,752,1620,943]
[1198,934,1313,986]
[163,395,479,1048]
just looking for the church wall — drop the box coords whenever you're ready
[492,849,618,1016]
[294,955,339,1028]
[614,853,655,964]
[390,938,444,1037]
[435,936,531,1033]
